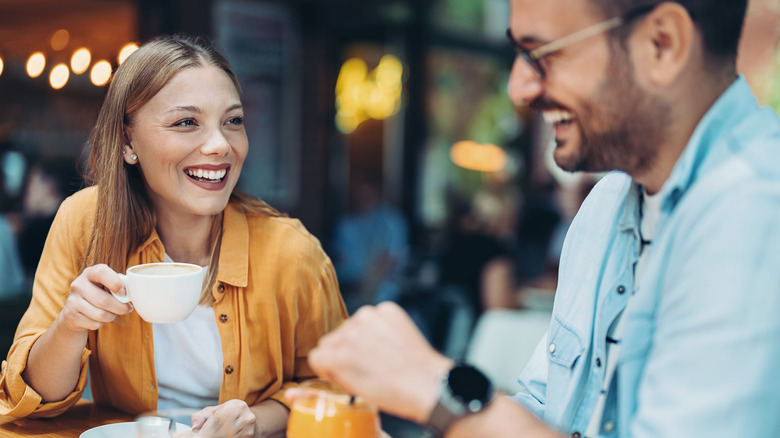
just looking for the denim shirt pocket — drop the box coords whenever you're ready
[545,315,586,425]
[547,316,586,368]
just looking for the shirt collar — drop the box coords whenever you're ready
[217,201,249,288]
[134,201,249,288]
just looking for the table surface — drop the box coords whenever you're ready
[0,399,134,438]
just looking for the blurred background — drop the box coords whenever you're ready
[0,0,778,434]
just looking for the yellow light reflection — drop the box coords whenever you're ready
[90,60,112,86]
[26,52,46,78]
[118,43,139,65]
[49,63,70,89]
[334,54,404,134]
[51,29,70,51]
[450,140,507,172]
[70,48,91,74]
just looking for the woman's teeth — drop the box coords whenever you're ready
[185,168,227,181]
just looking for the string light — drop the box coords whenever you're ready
[118,43,139,65]
[26,52,46,78]
[49,63,70,89]
[70,48,91,74]
[90,60,112,86]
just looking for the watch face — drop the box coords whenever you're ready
[448,364,492,412]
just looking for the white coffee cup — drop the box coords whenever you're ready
[113,262,205,324]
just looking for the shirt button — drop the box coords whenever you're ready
[219,314,228,323]
[572,432,581,438]
[617,285,626,294]
[217,284,225,293]
[549,343,556,354]
[225,365,234,375]
[596,357,602,367]
[603,421,615,433]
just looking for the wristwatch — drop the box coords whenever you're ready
[426,363,495,435]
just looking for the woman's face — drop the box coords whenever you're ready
[124,65,247,221]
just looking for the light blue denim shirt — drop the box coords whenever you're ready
[513,76,780,437]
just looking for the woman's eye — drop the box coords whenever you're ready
[227,116,244,126]
[173,118,197,127]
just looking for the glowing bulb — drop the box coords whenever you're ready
[90,60,112,86]
[49,63,70,89]
[70,48,91,74]
[450,141,507,172]
[118,43,139,65]
[0,56,4,77]
[26,52,46,78]
[51,29,70,51]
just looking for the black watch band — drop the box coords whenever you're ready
[426,363,494,435]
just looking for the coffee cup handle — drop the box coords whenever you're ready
[111,273,132,304]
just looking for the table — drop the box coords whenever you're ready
[0,399,133,438]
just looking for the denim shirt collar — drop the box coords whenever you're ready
[615,76,752,238]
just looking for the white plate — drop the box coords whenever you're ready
[80,421,191,438]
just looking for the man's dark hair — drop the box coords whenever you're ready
[595,0,748,63]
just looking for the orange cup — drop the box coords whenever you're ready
[287,381,380,438]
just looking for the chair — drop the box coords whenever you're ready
[465,309,551,394]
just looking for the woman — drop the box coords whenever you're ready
[0,35,346,437]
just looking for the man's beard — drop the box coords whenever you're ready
[553,48,671,175]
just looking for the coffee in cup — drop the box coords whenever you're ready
[112,262,205,323]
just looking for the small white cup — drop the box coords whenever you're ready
[113,262,205,324]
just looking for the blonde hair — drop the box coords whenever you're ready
[83,34,283,305]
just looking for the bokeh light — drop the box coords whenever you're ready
[70,48,91,74]
[450,140,507,172]
[26,52,46,78]
[49,63,70,89]
[0,56,4,77]
[51,29,70,51]
[118,43,139,65]
[90,60,112,86]
[335,55,404,134]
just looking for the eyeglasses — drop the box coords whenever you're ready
[506,4,656,79]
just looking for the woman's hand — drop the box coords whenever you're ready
[191,399,256,438]
[60,264,133,332]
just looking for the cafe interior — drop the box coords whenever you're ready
[0,0,779,436]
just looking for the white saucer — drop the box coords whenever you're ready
[80,421,191,437]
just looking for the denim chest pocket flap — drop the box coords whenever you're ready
[547,317,586,368]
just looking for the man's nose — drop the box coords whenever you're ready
[507,57,543,106]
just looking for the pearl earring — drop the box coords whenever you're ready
[130,153,138,161]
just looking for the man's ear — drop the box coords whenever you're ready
[632,2,695,86]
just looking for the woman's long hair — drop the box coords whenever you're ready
[83,34,283,305]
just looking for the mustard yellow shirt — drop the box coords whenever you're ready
[0,186,347,418]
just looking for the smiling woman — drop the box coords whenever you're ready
[0,35,347,438]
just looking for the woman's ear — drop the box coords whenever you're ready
[122,145,137,165]
[632,2,695,86]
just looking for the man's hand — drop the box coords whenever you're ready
[308,302,454,423]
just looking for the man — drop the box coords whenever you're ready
[307,0,780,436]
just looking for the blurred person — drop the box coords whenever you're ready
[331,171,408,313]
[0,213,24,298]
[17,160,81,280]
[0,34,346,438]
[305,1,780,437]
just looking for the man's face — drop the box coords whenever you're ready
[508,0,669,176]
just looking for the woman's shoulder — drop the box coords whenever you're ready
[57,186,98,222]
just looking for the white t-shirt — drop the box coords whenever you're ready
[153,255,223,410]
